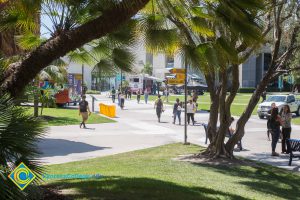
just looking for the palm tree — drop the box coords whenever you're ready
[0,0,150,96]
[0,57,45,200]
[137,0,264,158]
[141,62,153,75]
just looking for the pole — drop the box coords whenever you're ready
[184,63,188,144]
[120,70,123,91]
[82,64,84,95]
[92,96,95,112]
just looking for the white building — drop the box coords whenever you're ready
[130,42,185,79]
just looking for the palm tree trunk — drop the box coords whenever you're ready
[0,0,150,97]
[33,90,39,117]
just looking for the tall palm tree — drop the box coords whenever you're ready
[138,0,264,158]
[0,0,150,96]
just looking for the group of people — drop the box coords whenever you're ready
[267,103,292,156]
[153,96,198,125]
[111,87,152,109]
[136,88,150,104]
[110,87,199,124]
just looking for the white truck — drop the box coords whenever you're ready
[257,94,300,119]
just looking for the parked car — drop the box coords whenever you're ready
[257,94,300,119]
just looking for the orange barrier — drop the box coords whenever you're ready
[99,103,116,118]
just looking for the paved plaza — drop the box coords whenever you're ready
[38,94,300,172]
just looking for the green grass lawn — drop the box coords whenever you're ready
[27,107,115,126]
[45,143,300,200]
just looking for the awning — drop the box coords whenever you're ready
[144,75,164,82]
[187,80,207,88]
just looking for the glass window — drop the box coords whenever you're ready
[166,55,174,68]
[266,96,286,102]
[287,96,295,102]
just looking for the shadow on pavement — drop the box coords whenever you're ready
[47,177,250,200]
[38,139,110,157]
[242,153,300,170]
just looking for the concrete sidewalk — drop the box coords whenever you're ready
[38,93,300,172]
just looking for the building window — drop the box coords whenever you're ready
[166,55,174,68]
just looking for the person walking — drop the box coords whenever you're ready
[144,88,149,104]
[267,107,282,156]
[111,87,116,103]
[154,95,164,122]
[125,88,128,99]
[79,95,91,129]
[117,90,121,106]
[137,90,141,104]
[186,99,195,125]
[120,92,125,109]
[128,89,132,100]
[261,91,267,102]
[267,102,276,140]
[280,105,292,154]
[173,98,182,125]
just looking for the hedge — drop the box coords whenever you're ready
[238,87,256,93]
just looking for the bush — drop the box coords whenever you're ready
[238,87,256,93]
[0,95,46,200]
[86,90,101,94]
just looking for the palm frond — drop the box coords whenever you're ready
[111,47,135,72]
[16,32,46,50]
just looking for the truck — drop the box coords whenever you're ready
[257,94,300,119]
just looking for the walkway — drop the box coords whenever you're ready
[38,94,300,172]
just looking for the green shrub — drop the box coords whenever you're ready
[238,87,256,93]
[0,95,46,200]
[86,90,101,94]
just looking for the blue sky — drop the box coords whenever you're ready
[40,14,52,38]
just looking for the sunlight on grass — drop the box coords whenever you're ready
[45,143,300,200]
[26,107,115,126]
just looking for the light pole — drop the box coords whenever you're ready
[120,70,123,91]
[82,64,85,95]
[184,62,188,144]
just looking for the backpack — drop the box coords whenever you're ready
[157,99,163,108]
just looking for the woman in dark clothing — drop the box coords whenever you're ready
[268,107,282,156]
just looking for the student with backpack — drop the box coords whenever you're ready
[154,95,164,122]
[111,87,116,103]
[137,90,141,104]
[120,92,125,109]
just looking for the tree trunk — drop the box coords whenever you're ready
[226,71,272,152]
[0,29,20,57]
[0,0,150,97]
[40,102,44,116]
[33,90,39,117]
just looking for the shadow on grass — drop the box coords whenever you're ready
[190,161,300,200]
[47,177,250,200]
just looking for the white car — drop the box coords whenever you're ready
[257,94,300,119]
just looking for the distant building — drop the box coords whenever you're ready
[239,46,272,88]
